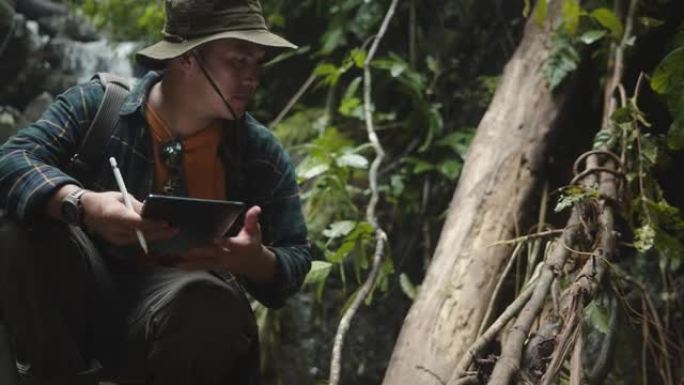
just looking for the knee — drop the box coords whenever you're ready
[152,277,256,352]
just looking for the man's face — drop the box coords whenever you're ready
[194,39,266,119]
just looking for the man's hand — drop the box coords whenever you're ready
[172,205,277,284]
[81,191,176,246]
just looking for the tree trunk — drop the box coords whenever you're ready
[382,2,572,384]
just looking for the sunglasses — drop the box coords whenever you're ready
[159,138,184,195]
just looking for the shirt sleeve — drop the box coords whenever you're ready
[241,132,312,308]
[0,81,101,222]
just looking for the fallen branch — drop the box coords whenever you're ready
[328,0,399,384]
[455,278,538,378]
[484,208,580,385]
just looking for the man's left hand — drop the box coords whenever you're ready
[171,205,277,284]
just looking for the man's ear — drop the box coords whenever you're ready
[170,52,195,74]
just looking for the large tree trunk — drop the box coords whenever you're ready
[382,2,572,384]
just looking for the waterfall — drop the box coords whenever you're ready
[57,39,138,83]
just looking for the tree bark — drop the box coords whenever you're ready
[381,2,571,384]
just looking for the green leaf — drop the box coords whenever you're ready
[405,157,436,174]
[640,135,658,166]
[268,13,286,28]
[314,63,342,86]
[533,0,548,27]
[303,261,333,286]
[634,224,656,252]
[390,174,405,196]
[667,121,684,151]
[638,17,665,28]
[297,161,329,181]
[436,130,474,156]
[438,159,463,180]
[579,30,607,45]
[590,8,624,39]
[593,129,616,150]
[328,240,355,263]
[323,220,356,239]
[562,0,581,35]
[343,77,362,99]
[390,62,407,78]
[336,153,369,169]
[584,300,610,334]
[654,230,684,271]
[546,30,580,90]
[320,26,344,55]
[399,273,418,300]
[651,47,684,95]
[554,185,600,212]
[338,96,363,118]
[350,48,367,68]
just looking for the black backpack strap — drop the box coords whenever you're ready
[69,73,131,178]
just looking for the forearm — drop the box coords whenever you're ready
[238,245,277,284]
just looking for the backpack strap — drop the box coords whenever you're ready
[69,72,131,179]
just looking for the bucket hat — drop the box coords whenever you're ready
[136,0,296,67]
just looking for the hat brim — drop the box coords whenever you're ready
[136,29,297,67]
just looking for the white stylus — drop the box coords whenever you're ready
[109,157,148,254]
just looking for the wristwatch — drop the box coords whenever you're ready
[60,188,88,226]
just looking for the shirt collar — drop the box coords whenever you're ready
[120,70,163,116]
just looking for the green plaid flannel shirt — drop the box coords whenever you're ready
[0,71,311,308]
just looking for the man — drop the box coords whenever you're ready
[0,0,311,384]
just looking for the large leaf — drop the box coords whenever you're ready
[562,0,581,35]
[590,8,624,39]
[579,30,607,45]
[546,31,580,91]
[323,220,356,239]
[336,153,369,169]
[651,47,684,95]
[303,261,333,286]
[297,157,330,181]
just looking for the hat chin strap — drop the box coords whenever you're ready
[191,50,240,120]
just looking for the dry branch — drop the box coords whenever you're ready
[484,209,581,385]
[455,279,537,377]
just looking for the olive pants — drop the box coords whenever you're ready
[0,215,260,385]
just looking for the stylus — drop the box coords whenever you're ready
[109,157,149,254]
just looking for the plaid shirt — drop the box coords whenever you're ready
[0,71,311,308]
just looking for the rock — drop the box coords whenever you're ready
[0,106,25,144]
[15,0,67,20]
[37,13,98,42]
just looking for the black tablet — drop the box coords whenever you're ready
[141,194,245,254]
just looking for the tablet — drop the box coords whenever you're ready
[141,194,245,254]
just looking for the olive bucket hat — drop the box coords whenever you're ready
[136,0,296,67]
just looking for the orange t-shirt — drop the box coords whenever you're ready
[145,104,226,200]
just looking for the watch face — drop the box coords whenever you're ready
[61,199,80,225]
[61,190,83,225]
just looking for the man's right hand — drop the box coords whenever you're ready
[80,191,177,246]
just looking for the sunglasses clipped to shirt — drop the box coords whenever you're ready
[159,138,184,196]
